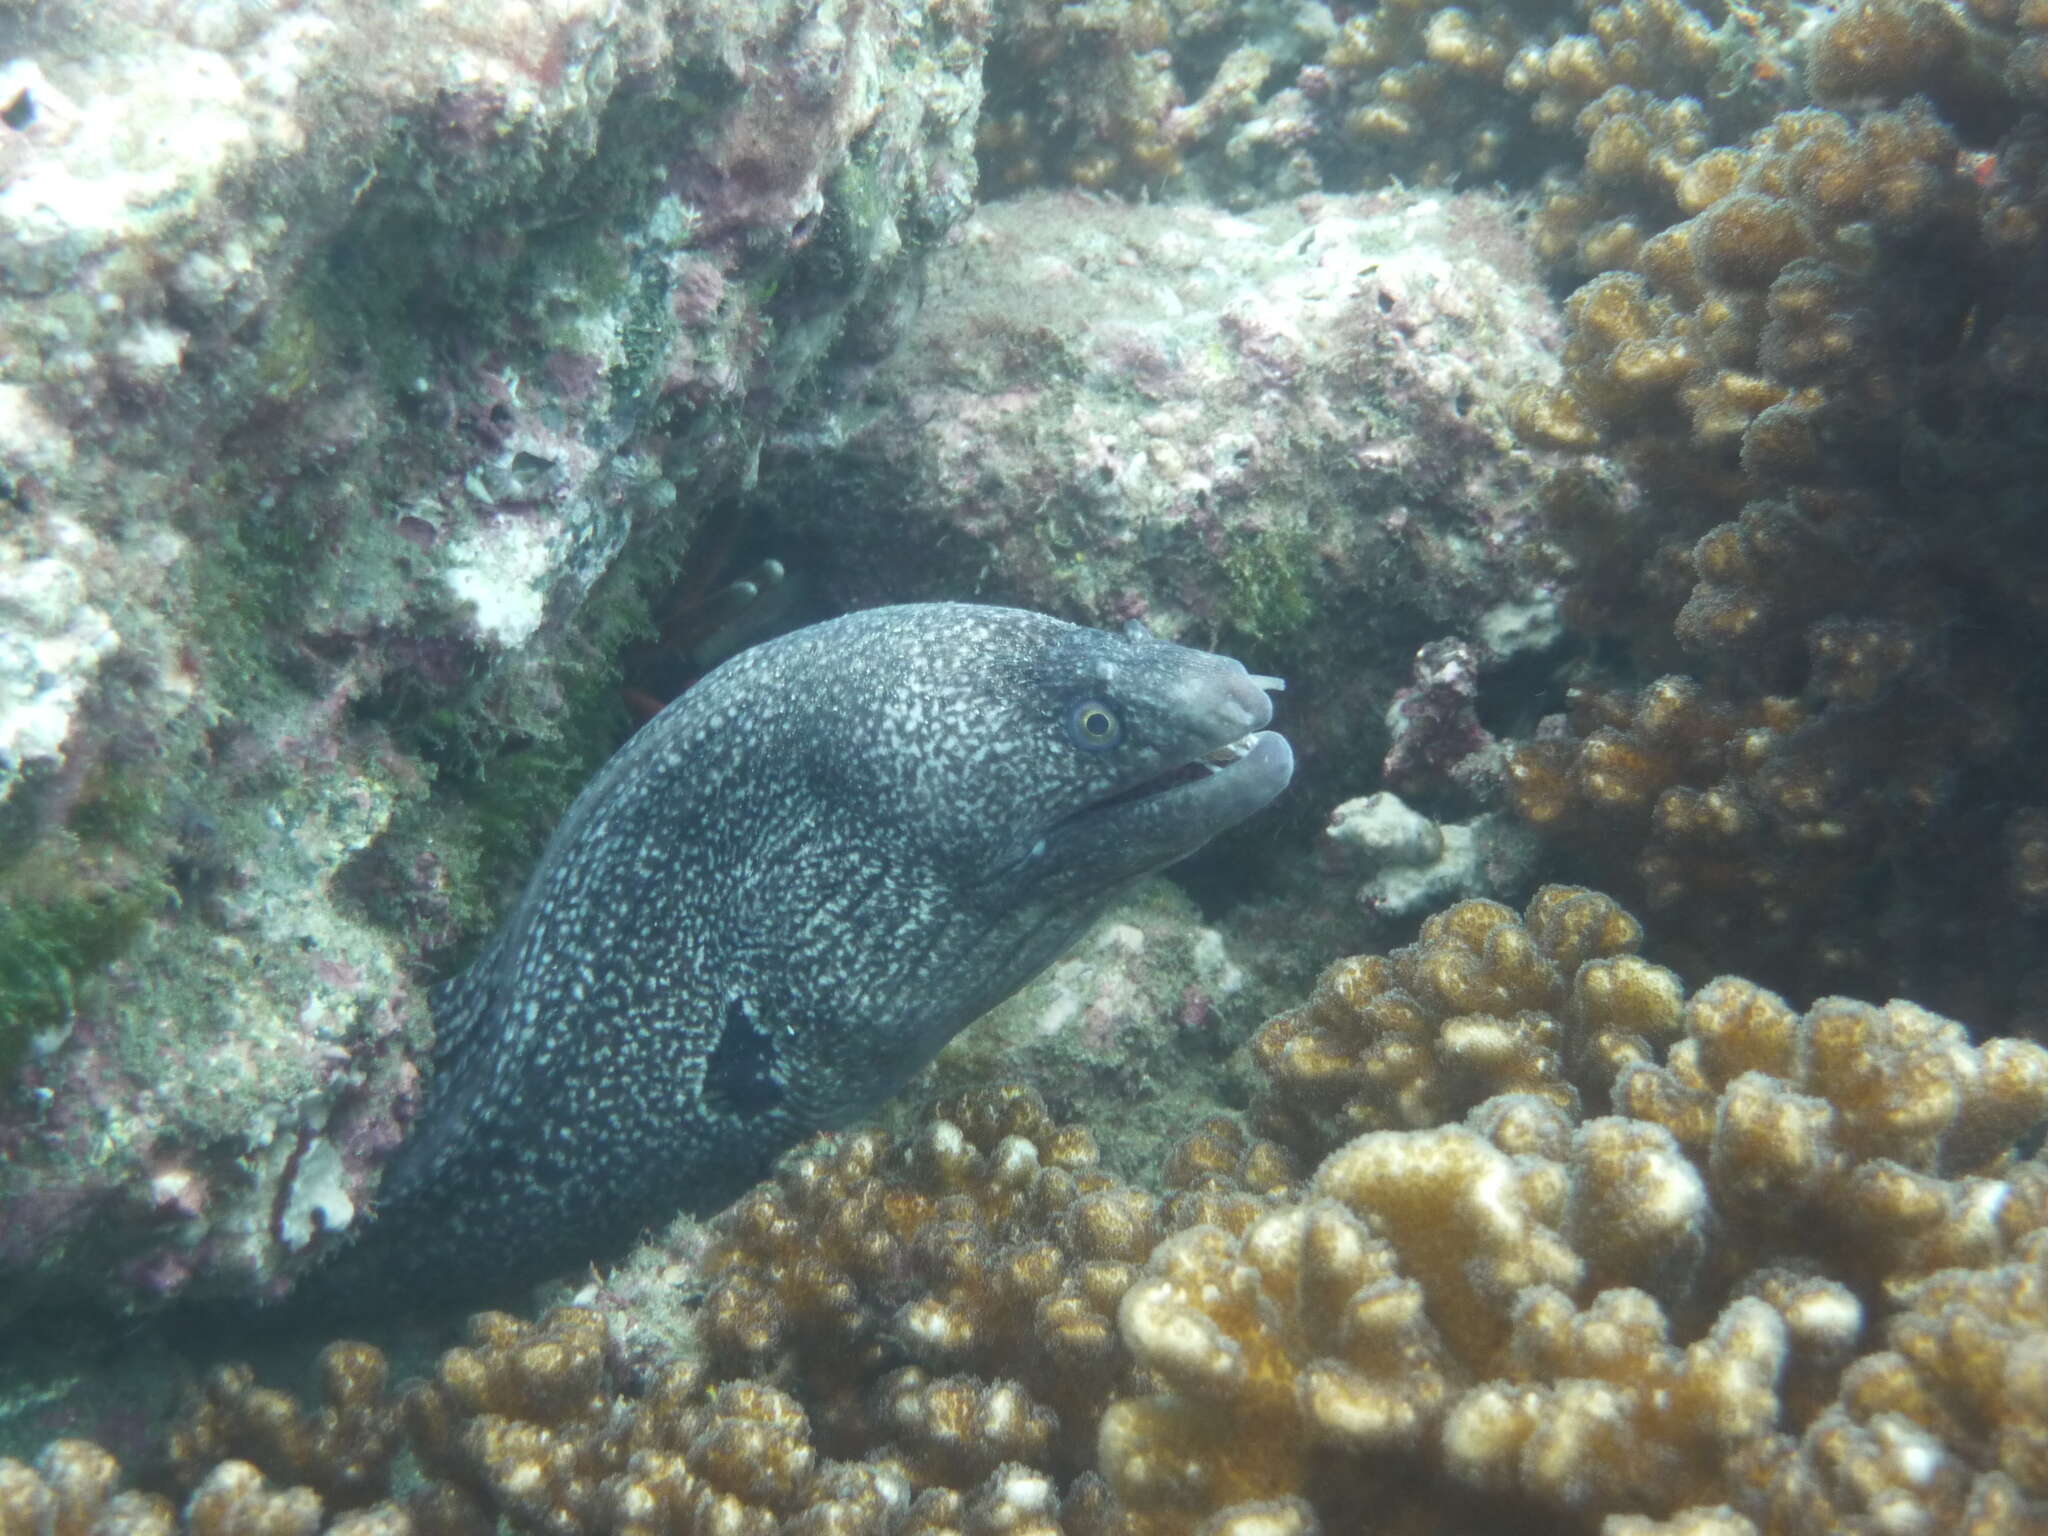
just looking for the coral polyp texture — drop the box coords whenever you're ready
[972,0,1795,200]
[1503,0,2048,1026]
[697,1086,1167,1476]
[1101,886,2048,1533]
[0,0,985,1314]
[8,1300,1126,1534]
[1250,884,1680,1155]
[166,1343,398,1511]
[10,887,2046,1534]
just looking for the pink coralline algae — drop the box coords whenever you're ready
[1382,637,1498,797]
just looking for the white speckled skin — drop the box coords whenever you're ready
[315,602,1291,1304]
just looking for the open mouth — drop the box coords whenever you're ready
[1077,667,1288,823]
[1014,664,1294,881]
[1087,731,1263,814]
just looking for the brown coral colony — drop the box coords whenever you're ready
[10,888,2048,1533]
[1506,0,2048,1024]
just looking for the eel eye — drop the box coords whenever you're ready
[1066,698,1123,751]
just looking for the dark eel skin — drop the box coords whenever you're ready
[303,602,1292,1306]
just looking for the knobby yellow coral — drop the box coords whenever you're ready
[1104,888,2048,1533]
[1251,884,1683,1152]
[9,891,2047,1535]
[698,1086,1153,1473]
[1509,0,2048,1026]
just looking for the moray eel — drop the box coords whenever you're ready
[321,602,1291,1303]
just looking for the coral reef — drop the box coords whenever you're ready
[1741,1225,2048,1532]
[0,0,985,1314]
[3,56,1581,1318]
[975,0,1334,199]
[1610,978,2048,1293]
[751,187,1567,839]
[928,0,2029,1049]
[12,887,2044,1534]
[399,1308,919,1536]
[1250,885,1680,1154]
[9,1309,922,1536]
[1320,0,1789,195]
[3,1296,1137,1534]
[0,1440,179,1536]
[1504,0,2048,1026]
[975,0,1190,195]
[166,1344,397,1510]
[8,0,2048,1520]
[2,0,1774,1328]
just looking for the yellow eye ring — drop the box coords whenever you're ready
[1066,698,1123,750]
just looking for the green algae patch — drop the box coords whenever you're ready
[0,887,158,1082]
[1222,522,1317,646]
[0,755,179,1085]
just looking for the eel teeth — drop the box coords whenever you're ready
[1204,734,1257,768]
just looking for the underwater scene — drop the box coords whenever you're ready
[2,0,2046,1529]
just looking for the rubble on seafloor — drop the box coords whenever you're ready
[1320,791,1540,924]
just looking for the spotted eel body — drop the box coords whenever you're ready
[318,602,1291,1303]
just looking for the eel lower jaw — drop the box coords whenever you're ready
[1032,728,1295,869]
[1161,727,1294,823]
[1083,730,1263,811]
